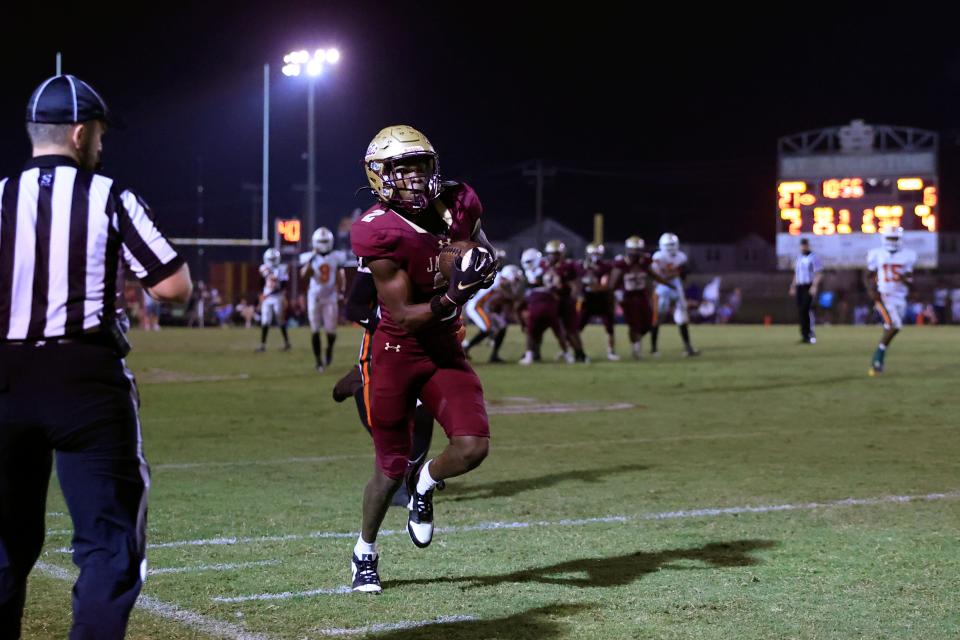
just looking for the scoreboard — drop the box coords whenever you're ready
[776,122,938,269]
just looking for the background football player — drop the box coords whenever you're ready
[650,232,699,357]
[300,227,348,371]
[578,243,618,361]
[462,264,525,363]
[518,248,572,365]
[257,248,291,352]
[865,225,916,376]
[609,236,674,359]
[543,240,588,362]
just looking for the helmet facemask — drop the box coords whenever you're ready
[370,153,440,213]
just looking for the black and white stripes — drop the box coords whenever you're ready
[794,252,822,286]
[0,156,183,341]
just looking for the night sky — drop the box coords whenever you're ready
[3,1,958,252]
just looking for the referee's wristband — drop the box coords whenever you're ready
[430,294,458,321]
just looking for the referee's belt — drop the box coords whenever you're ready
[0,330,113,348]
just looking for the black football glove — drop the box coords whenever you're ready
[445,247,495,306]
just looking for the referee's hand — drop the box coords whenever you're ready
[788,285,796,296]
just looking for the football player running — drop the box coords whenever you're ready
[865,225,916,376]
[349,125,498,593]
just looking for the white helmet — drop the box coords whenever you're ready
[881,224,903,252]
[500,264,522,283]
[659,233,679,255]
[521,248,542,271]
[263,248,281,267]
[312,227,334,253]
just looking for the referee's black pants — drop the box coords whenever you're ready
[796,284,815,341]
[0,341,149,640]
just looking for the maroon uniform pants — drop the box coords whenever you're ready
[578,292,615,334]
[622,291,653,337]
[369,331,489,479]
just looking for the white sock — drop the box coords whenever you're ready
[416,460,439,494]
[878,343,887,351]
[354,536,377,558]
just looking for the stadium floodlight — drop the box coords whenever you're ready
[282,47,341,237]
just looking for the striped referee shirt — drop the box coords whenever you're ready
[794,252,822,286]
[0,155,183,341]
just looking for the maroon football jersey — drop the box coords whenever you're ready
[581,259,612,293]
[539,258,582,298]
[351,183,482,343]
[613,254,653,292]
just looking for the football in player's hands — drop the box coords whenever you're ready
[438,240,481,281]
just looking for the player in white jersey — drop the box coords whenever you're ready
[300,227,348,371]
[257,248,291,352]
[650,233,699,357]
[462,265,525,363]
[865,225,916,376]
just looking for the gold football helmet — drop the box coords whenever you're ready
[364,125,441,212]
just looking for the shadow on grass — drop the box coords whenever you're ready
[358,603,593,640]
[385,539,777,590]
[443,463,649,502]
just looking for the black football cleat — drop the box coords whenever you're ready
[351,553,382,593]
[407,488,436,548]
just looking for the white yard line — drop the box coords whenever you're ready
[149,560,281,576]
[213,586,353,603]
[200,490,960,603]
[486,402,635,415]
[317,615,478,636]
[34,562,276,640]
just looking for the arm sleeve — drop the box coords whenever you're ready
[113,189,184,287]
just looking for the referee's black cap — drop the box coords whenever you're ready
[26,74,123,128]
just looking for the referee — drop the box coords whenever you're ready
[788,237,823,344]
[0,75,191,638]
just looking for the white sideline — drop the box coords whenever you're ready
[317,615,479,636]
[152,429,766,471]
[34,562,275,640]
[53,490,958,556]
[200,490,960,602]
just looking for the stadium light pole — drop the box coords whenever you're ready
[282,47,340,236]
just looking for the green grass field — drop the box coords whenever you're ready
[22,324,960,639]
